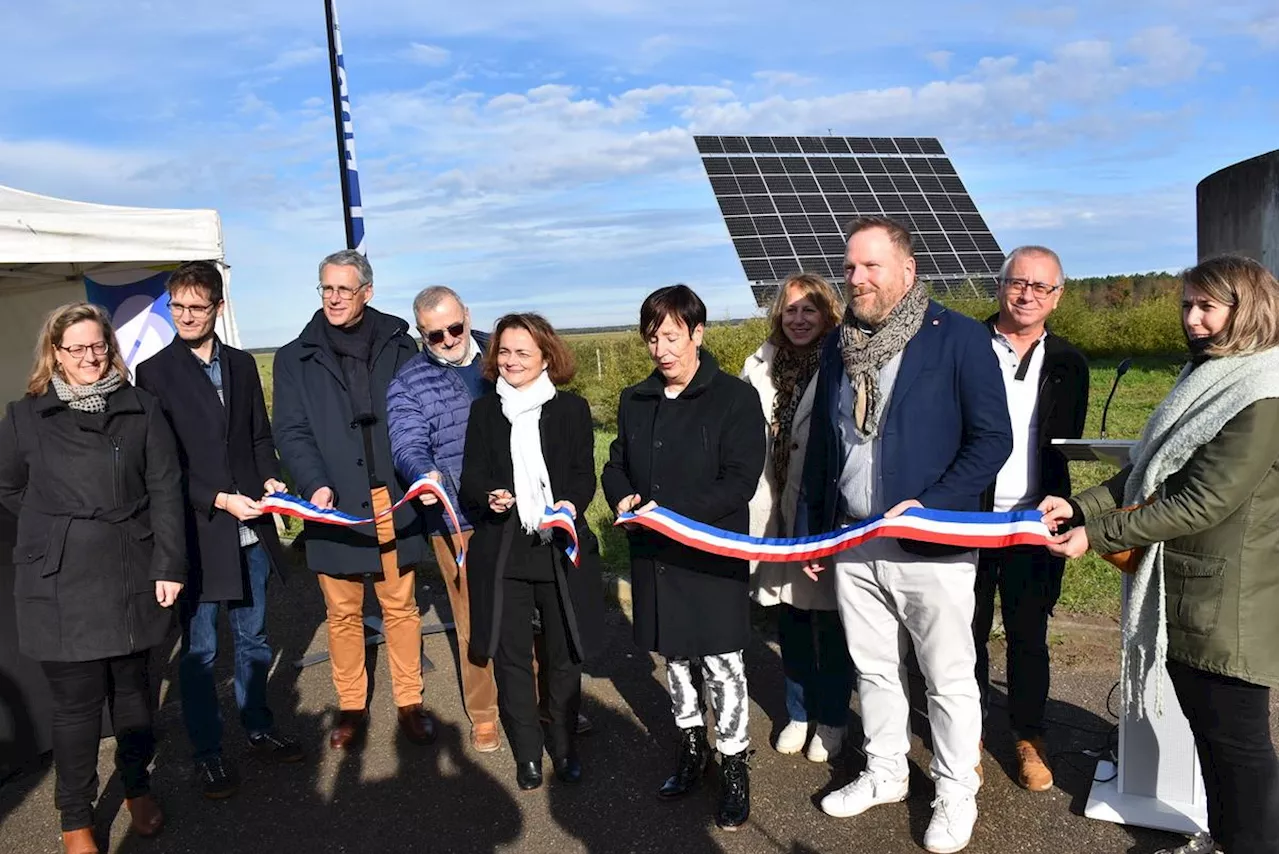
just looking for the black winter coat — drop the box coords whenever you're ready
[459,391,604,664]
[601,352,766,657]
[136,338,288,602]
[272,308,428,575]
[0,386,186,662]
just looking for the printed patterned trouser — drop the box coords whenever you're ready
[664,651,750,756]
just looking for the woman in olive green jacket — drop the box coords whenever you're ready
[1042,255,1278,854]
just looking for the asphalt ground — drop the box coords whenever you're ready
[1,558,1267,854]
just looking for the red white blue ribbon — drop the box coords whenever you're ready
[538,504,580,567]
[615,506,1051,562]
[261,475,466,566]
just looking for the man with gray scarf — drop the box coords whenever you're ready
[796,216,1012,853]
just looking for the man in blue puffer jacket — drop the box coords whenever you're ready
[387,286,501,751]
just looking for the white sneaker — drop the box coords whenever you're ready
[806,725,846,763]
[774,720,808,755]
[820,770,909,818]
[923,794,977,853]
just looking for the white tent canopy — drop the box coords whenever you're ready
[0,185,240,402]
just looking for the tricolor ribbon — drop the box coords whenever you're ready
[614,506,1051,562]
[261,475,466,566]
[538,504,580,567]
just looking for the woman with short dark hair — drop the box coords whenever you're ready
[0,302,186,854]
[460,313,603,791]
[601,284,767,831]
[1043,255,1278,854]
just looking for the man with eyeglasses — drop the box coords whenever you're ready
[384,285,502,752]
[972,246,1088,794]
[135,261,303,799]
[273,249,436,751]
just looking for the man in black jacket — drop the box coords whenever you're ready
[972,245,1089,793]
[136,261,302,799]
[273,250,434,751]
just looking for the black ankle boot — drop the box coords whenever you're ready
[515,760,543,791]
[715,751,750,831]
[658,725,710,799]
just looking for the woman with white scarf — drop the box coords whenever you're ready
[459,313,603,792]
[1041,255,1278,854]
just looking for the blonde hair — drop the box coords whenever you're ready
[1182,255,1279,357]
[28,302,130,397]
[767,273,844,348]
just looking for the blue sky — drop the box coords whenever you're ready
[3,1,1276,347]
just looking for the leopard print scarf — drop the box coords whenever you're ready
[770,343,822,487]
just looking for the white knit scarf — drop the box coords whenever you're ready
[1121,347,1278,718]
[497,370,557,536]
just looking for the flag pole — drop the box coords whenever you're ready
[324,0,363,253]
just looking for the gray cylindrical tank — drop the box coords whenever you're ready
[1196,150,1279,276]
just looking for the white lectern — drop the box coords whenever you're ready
[1051,439,1208,835]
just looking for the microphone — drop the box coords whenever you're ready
[1100,357,1133,439]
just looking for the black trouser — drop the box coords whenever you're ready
[972,545,1063,741]
[1167,659,1278,854]
[494,577,580,764]
[40,651,155,831]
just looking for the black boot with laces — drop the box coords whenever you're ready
[715,750,750,831]
[657,725,710,799]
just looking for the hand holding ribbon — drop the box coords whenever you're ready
[260,474,467,566]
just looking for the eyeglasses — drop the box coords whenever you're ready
[1000,278,1063,299]
[316,283,368,302]
[168,299,217,318]
[421,322,465,346]
[57,342,109,360]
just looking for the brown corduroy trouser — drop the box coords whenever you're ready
[430,531,499,726]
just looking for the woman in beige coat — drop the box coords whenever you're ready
[741,273,851,762]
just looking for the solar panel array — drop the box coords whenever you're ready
[694,135,1004,306]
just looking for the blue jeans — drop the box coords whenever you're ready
[179,543,274,761]
[778,604,854,727]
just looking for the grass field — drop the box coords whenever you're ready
[253,350,1183,618]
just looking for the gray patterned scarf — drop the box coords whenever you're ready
[770,343,821,487]
[838,282,929,436]
[51,368,124,413]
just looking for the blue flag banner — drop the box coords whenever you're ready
[83,269,177,374]
[328,0,365,254]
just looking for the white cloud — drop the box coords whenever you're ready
[402,42,451,66]
[925,50,953,71]
[1242,12,1279,48]
[752,70,815,88]
[262,45,325,72]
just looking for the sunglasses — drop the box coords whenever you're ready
[423,322,465,346]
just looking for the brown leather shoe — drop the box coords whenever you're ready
[471,721,501,753]
[125,794,165,837]
[396,704,437,745]
[329,709,370,751]
[1016,737,1054,792]
[61,828,99,854]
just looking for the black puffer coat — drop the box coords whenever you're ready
[0,386,186,662]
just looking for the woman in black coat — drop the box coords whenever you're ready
[601,285,766,832]
[0,302,185,853]
[459,313,603,792]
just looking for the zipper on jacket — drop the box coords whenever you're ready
[111,436,134,650]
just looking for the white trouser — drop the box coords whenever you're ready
[665,652,750,756]
[835,538,981,798]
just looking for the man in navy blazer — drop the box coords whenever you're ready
[797,216,1011,854]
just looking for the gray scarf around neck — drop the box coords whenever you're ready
[52,368,124,413]
[838,282,929,436]
[1120,347,1278,719]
